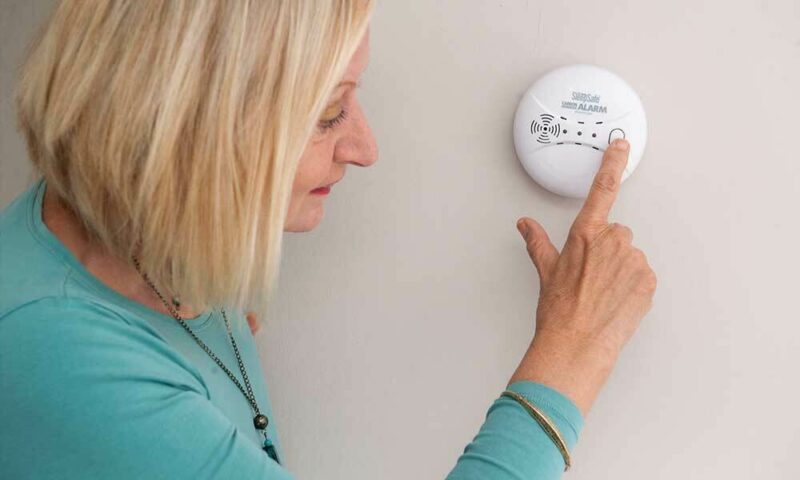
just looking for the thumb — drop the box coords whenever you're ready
[517,218,559,281]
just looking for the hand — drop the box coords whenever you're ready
[508,138,657,415]
[246,311,261,336]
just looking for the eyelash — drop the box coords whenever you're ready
[318,108,348,132]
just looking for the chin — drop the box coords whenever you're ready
[284,206,324,232]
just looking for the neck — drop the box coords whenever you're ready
[41,186,204,320]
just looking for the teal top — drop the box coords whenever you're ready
[1,178,584,479]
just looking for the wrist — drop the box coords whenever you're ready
[508,329,619,417]
[533,327,622,367]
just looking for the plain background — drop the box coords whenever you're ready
[2,1,798,479]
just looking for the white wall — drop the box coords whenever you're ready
[1,1,57,198]
[3,1,799,479]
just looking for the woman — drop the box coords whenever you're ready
[0,1,656,478]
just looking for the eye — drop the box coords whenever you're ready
[318,105,349,132]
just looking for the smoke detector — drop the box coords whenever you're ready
[513,64,648,198]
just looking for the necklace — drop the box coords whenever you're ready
[131,255,280,464]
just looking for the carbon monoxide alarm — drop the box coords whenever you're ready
[513,64,648,198]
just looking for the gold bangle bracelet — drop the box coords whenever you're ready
[500,390,572,472]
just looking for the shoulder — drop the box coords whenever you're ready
[0,296,271,480]
[0,296,208,401]
[2,295,144,343]
[0,297,295,480]
[0,180,73,312]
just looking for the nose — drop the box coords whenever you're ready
[334,100,378,167]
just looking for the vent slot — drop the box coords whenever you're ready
[531,114,562,144]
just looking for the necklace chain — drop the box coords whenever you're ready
[130,254,277,459]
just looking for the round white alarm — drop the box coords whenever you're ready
[513,64,648,198]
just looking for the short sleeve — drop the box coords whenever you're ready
[0,297,295,480]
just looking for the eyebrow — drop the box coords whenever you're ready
[336,60,369,89]
[329,80,360,102]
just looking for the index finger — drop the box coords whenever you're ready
[574,138,630,227]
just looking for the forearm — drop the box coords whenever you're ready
[445,380,584,479]
[445,331,617,479]
[508,329,619,417]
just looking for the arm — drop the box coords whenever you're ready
[445,380,584,479]
[446,138,656,478]
[445,336,616,479]
[0,296,294,480]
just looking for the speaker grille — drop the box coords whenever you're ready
[530,114,562,143]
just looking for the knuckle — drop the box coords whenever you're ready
[525,238,538,255]
[634,248,648,263]
[638,269,657,294]
[648,272,658,292]
[568,224,591,243]
[610,223,632,244]
[592,172,618,194]
[641,278,657,295]
[627,248,649,270]
[525,236,549,259]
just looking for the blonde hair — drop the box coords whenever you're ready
[15,0,374,329]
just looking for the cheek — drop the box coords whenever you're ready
[294,138,336,192]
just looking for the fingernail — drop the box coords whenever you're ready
[517,219,528,238]
[613,139,629,151]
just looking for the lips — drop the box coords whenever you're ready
[313,176,343,193]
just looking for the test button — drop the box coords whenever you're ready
[608,128,626,144]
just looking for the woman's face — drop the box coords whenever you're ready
[284,31,378,232]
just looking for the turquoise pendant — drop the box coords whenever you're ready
[262,435,280,464]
